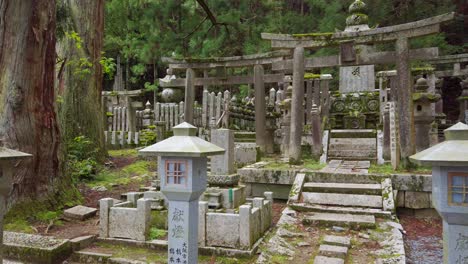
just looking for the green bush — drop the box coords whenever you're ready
[68,136,99,181]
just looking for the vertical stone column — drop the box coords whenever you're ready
[239,204,252,250]
[254,65,266,152]
[389,102,400,170]
[198,201,208,247]
[383,104,391,160]
[185,68,195,123]
[289,47,305,163]
[458,77,468,124]
[320,79,330,118]
[99,198,115,238]
[167,200,198,264]
[202,89,208,128]
[306,80,314,125]
[310,104,322,159]
[395,37,415,167]
[136,198,152,241]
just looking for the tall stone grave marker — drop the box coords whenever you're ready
[209,128,239,186]
[389,102,400,169]
[139,123,224,264]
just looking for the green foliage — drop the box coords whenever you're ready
[86,161,153,188]
[140,129,157,146]
[100,55,116,79]
[65,31,83,49]
[144,81,158,92]
[68,136,99,181]
[108,148,138,158]
[148,227,166,240]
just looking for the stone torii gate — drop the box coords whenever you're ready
[160,50,291,152]
[261,0,454,165]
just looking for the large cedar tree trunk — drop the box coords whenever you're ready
[57,0,106,159]
[0,1,62,204]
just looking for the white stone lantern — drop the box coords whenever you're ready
[410,122,468,264]
[139,122,224,264]
[0,146,31,262]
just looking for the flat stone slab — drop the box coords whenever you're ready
[302,192,382,208]
[4,232,71,264]
[314,255,345,264]
[303,212,376,229]
[303,182,381,195]
[290,203,391,217]
[64,205,98,220]
[319,244,348,259]
[323,235,351,248]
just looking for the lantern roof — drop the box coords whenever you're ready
[410,122,468,166]
[0,147,32,160]
[139,122,225,158]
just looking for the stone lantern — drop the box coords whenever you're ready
[410,122,468,264]
[412,77,441,152]
[0,146,31,262]
[139,122,224,264]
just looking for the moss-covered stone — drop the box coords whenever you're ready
[291,32,334,39]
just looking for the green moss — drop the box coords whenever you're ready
[457,96,468,101]
[368,163,431,176]
[303,160,326,170]
[270,254,290,263]
[304,73,321,79]
[148,227,166,240]
[108,148,138,158]
[411,67,435,75]
[292,32,334,39]
[412,92,440,102]
[122,160,153,176]
[4,219,35,233]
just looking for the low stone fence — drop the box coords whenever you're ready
[199,192,273,250]
[99,191,273,251]
[100,197,152,241]
[104,130,140,147]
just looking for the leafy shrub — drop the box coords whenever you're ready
[68,136,99,181]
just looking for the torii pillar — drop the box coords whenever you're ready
[289,47,305,163]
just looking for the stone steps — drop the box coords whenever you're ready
[329,138,377,145]
[302,192,382,208]
[303,212,376,229]
[313,256,344,264]
[290,203,391,217]
[330,129,377,138]
[319,244,348,259]
[303,182,381,195]
[327,149,376,158]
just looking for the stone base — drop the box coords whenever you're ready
[207,174,240,186]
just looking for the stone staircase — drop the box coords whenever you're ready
[290,174,395,230]
[327,129,377,161]
[234,131,256,143]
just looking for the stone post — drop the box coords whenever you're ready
[310,104,322,159]
[185,68,195,123]
[202,89,208,128]
[289,47,305,163]
[458,77,468,124]
[239,204,252,250]
[198,201,208,246]
[395,37,415,167]
[306,80,314,124]
[320,79,330,119]
[389,102,400,170]
[435,78,446,125]
[99,198,114,238]
[254,64,266,152]
[383,104,391,160]
[136,198,152,241]
[280,86,293,158]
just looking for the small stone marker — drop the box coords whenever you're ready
[64,205,98,221]
[139,122,224,264]
[314,255,345,264]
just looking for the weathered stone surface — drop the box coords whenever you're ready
[405,191,431,209]
[206,213,239,248]
[234,143,257,166]
[254,65,266,152]
[288,173,305,203]
[302,192,382,208]
[323,235,351,248]
[290,203,391,217]
[319,244,348,259]
[313,255,345,264]
[211,129,235,175]
[339,65,375,93]
[207,174,240,187]
[70,235,96,251]
[289,46,305,162]
[303,212,375,229]
[64,205,97,220]
[303,182,381,195]
[381,178,395,212]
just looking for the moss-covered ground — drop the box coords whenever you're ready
[368,163,431,175]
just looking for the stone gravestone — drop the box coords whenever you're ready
[389,102,400,169]
[209,129,239,186]
[339,65,375,93]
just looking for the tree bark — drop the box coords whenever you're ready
[57,0,106,160]
[0,0,62,203]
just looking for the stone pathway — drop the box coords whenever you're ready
[313,235,351,264]
[320,160,370,174]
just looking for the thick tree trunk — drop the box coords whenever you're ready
[57,0,106,159]
[0,0,62,203]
